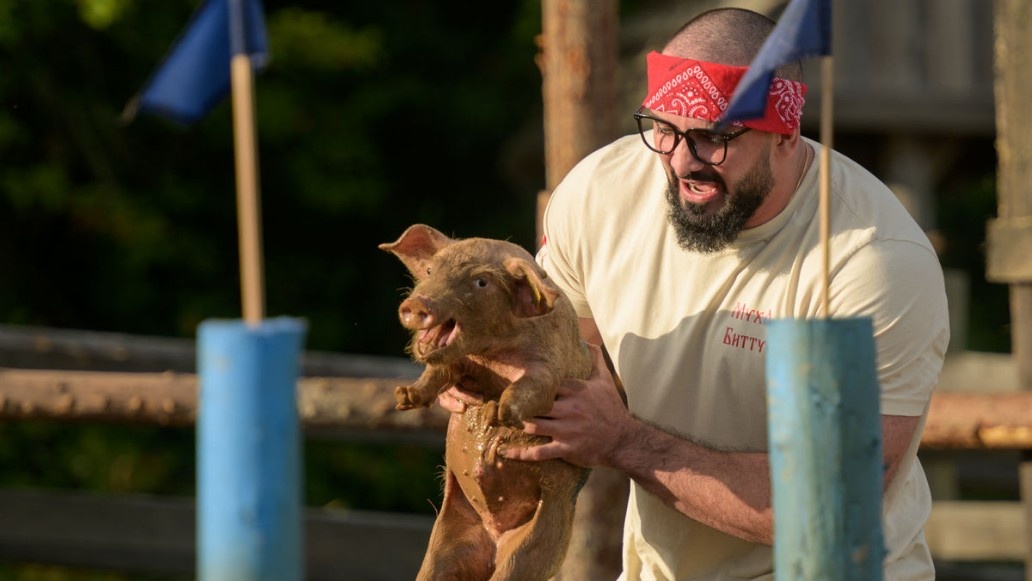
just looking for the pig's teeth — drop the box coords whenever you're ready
[437,320,459,348]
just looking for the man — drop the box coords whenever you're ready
[447,7,948,580]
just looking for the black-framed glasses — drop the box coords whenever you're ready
[633,107,751,166]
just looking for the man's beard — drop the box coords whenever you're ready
[665,155,776,253]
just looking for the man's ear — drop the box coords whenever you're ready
[504,258,561,318]
[378,224,455,281]
[775,128,801,149]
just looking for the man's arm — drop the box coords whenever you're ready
[503,317,921,546]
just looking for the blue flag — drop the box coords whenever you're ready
[719,0,831,128]
[123,0,268,125]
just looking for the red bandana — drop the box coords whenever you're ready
[642,51,807,135]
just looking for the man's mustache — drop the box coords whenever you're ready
[682,170,722,183]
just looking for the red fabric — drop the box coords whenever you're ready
[642,51,807,135]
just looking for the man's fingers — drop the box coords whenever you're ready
[522,418,549,435]
[437,386,485,414]
[436,391,466,413]
[500,442,562,462]
[435,385,482,412]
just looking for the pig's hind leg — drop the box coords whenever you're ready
[416,470,494,581]
[488,490,577,581]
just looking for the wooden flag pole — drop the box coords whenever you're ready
[226,0,265,327]
[230,54,265,326]
[818,54,833,317]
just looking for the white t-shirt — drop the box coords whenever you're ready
[537,134,949,580]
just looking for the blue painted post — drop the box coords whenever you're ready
[197,317,307,581]
[765,318,884,580]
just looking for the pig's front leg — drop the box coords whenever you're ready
[496,364,559,428]
[395,364,455,410]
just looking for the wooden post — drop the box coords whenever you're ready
[197,318,307,581]
[988,0,1032,389]
[537,0,618,246]
[988,2,1032,577]
[765,318,884,580]
[537,1,624,579]
[228,0,265,326]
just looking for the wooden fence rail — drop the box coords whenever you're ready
[0,325,1028,578]
[0,366,1029,449]
[0,488,433,580]
[0,367,449,437]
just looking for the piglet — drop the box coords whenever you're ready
[379,224,592,581]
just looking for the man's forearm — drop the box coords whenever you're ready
[608,417,775,545]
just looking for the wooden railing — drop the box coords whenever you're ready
[0,324,1028,578]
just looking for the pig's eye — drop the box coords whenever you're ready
[426,267,431,275]
[474,277,488,288]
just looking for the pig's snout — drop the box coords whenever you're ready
[399,295,436,330]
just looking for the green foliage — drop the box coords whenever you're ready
[305,440,444,513]
[0,421,193,493]
[0,0,544,350]
[0,2,543,574]
[0,564,183,581]
[76,0,133,29]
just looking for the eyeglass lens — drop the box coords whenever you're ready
[646,119,728,164]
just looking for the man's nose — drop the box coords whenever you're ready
[667,138,706,177]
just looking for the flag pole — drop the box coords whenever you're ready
[818,55,833,318]
[228,0,265,325]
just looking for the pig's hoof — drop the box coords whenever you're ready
[482,401,499,426]
[394,386,422,410]
[497,403,525,429]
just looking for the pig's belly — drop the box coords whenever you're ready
[445,406,573,537]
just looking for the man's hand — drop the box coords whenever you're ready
[437,385,485,414]
[501,343,634,468]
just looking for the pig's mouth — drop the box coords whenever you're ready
[414,318,460,360]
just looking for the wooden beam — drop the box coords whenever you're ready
[0,323,420,378]
[923,391,1032,449]
[1,487,1023,576]
[924,500,1026,561]
[0,488,433,581]
[0,368,449,439]
[5,367,1032,450]
[938,351,1020,393]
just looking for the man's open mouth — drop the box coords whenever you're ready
[683,179,722,204]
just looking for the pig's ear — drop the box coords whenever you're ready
[504,258,561,318]
[378,224,455,280]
